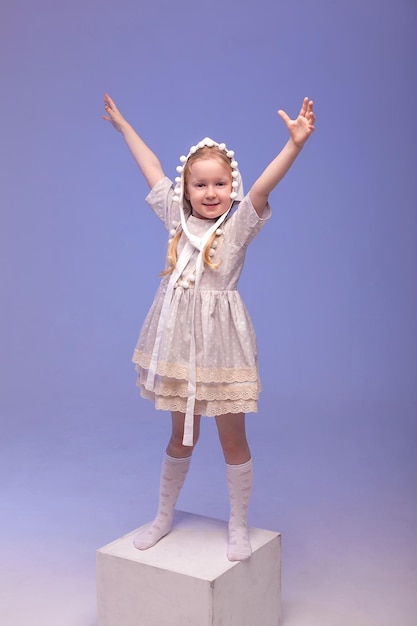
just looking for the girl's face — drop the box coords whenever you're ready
[185,158,232,220]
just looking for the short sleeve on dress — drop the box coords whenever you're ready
[145,176,179,230]
[227,194,272,248]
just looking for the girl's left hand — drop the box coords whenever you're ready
[278,97,315,147]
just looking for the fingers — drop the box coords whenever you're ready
[103,93,118,117]
[299,96,314,115]
[299,97,309,117]
[279,98,315,125]
[102,93,114,126]
[277,109,291,125]
[306,99,315,127]
[299,97,315,128]
[104,93,115,108]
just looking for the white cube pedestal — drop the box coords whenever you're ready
[97,510,281,626]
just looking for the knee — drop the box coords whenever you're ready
[167,430,200,458]
[219,439,251,465]
[220,439,240,459]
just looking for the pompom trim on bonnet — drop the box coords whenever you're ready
[172,137,244,209]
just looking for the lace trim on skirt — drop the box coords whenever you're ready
[133,349,258,383]
[140,388,258,417]
[136,369,260,401]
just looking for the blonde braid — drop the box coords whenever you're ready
[160,228,182,276]
[203,230,221,269]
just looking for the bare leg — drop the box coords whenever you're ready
[215,413,253,561]
[215,412,250,465]
[167,411,201,458]
[133,412,200,550]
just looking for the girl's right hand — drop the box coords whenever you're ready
[102,93,127,132]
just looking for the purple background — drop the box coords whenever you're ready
[1,0,416,624]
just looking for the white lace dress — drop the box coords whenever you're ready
[132,176,271,417]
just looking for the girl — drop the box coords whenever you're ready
[103,94,315,561]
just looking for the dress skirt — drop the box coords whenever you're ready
[132,280,261,416]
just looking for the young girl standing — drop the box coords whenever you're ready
[103,94,315,561]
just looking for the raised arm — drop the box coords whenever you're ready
[103,94,165,189]
[249,97,316,216]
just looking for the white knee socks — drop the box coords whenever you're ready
[226,459,253,561]
[133,453,252,561]
[133,453,191,550]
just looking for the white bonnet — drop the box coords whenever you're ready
[172,137,244,213]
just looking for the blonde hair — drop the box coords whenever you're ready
[161,146,232,276]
